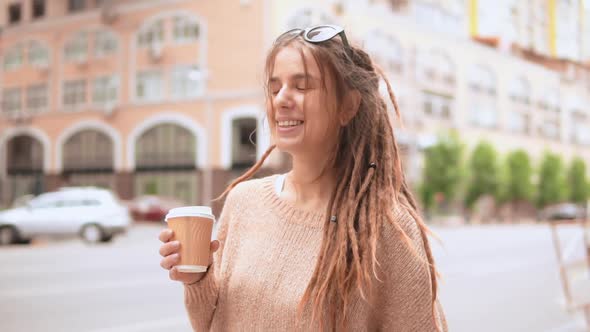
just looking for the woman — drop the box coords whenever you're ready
[159,25,447,331]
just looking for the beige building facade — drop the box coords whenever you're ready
[0,0,273,210]
[1,0,589,211]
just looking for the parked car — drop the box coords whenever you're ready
[540,202,587,221]
[11,194,34,208]
[0,187,131,245]
[125,195,183,222]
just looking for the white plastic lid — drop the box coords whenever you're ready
[165,206,215,222]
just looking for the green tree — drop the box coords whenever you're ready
[419,133,463,214]
[464,141,500,209]
[502,150,534,204]
[537,152,567,208]
[567,157,588,204]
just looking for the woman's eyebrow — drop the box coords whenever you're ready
[269,73,319,83]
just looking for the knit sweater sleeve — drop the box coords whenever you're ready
[371,207,448,332]
[182,188,238,331]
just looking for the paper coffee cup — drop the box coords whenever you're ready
[165,206,215,273]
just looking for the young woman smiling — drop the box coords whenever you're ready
[159,25,447,331]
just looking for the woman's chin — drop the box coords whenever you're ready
[275,139,304,154]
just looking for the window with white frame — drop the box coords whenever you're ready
[509,77,530,104]
[136,70,164,101]
[574,123,590,145]
[364,31,403,74]
[471,103,497,128]
[28,41,50,67]
[508,112,529,134]
[2,88,22,114]
[173,16,200,43]
[436,51,455,85]
[94,30,118,57]
[539,90,560,112]
[64,31,89,62]
[540,120,560,139]
[26,84,48,113]
[171,65,203,99]
[137,19,165,48]
[469,65,497,95]
[422,91,452,118]
[3,44,24,70]
[63,79,87,108]
[93,76,119,105]
[416,49,455,85]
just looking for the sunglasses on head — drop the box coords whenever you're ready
[276,24,353,58]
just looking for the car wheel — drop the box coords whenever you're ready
[80,224,104,244]
[0,226,18,246]
[100,234,114,243]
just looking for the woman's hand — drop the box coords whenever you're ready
[158,229,220,285]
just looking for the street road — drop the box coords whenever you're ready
[0,222,587,332]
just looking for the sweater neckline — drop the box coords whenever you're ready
[261,175,327,229]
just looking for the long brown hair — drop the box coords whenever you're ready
[219,31,440,331]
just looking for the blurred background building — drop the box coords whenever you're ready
[0,0,589,213]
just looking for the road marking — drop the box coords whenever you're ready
[87,316,191,332]
[0,278,171,298]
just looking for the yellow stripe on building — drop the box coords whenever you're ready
[580,0,585,59]
[548,0,557,57]
[469,0,478,37]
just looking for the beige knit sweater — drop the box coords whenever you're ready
[184,175,447,331]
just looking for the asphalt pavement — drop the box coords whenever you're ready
[0,222,587,332]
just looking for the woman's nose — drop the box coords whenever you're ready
[274,87,294,109]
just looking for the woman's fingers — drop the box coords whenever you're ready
[210,240,220,253]
[159,241,180,257]
[158,229,174,243]
[160,253,180,270]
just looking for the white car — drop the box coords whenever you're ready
[0,187,131,245]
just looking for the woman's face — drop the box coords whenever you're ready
[268,45,340,158]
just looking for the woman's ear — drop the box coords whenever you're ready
[339,90,361,126]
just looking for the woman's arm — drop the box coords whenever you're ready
[371,207,448,331]
[183,190,236,331]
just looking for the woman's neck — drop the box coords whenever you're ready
[282,156,337,213]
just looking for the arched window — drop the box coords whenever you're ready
[469,65,496,96]
[417,49,455,120]
[567,95,588,144]
[94,29,118,57]
[417,49,455,85]
[432,50,455,85]
[136,124,195,169]
[539,90,560,112]
[7,135,43,174]
[137,18,165,47]
[28,40,49,67]
[3,43,24,70]
[135,13,205,101]
[5,135,45,202]
[509,77,530,104]
[469,65,497,128]
[134,123,199,204]
[63,130,113,171]
[508,77,531,134]
[173,15,200,43]
[64,31,89,62]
